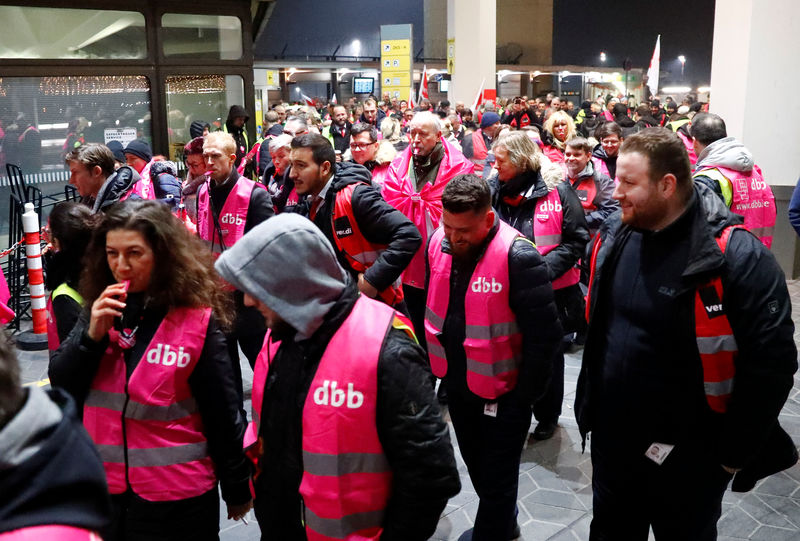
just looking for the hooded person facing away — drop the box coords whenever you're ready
[215,213,460,541]
[0,331,110,539]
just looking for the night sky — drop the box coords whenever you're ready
[257,0,716,85]
[552,0,716,86]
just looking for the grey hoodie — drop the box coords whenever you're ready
[0,386,62,470]
[695,136,754,174]
[215,214,348,341]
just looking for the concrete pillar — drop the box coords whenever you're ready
[710,0,800,275]
[448,0,496,107]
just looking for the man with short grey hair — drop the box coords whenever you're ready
[382,110,473,349]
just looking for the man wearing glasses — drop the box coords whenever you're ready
[347,122,397,190]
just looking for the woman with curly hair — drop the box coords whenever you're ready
[542,110,576,164]
[49,199,251,541]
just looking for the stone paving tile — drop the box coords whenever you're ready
[14,281,800,540]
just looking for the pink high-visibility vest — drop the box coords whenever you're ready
[248,296,396,540]
[197,176,258,257]
[0,525,101,540]
[425,221,523,400]
[534,189,580,289]
[83,307,216,502]
[697,164,776,248]
[382,138,474,288]
[122,161,155,201]
[591,156,618,185]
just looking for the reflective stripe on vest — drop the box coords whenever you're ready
[469,130,488,177]
[197,176,257,257]
[47,283,83,351]
[693,165,776,249]
[424,221,523,399]
[299,296,396,540]
[534,189,580,289]
[82,307,216,501]
[694,225,742,413]
[331,183,404,306]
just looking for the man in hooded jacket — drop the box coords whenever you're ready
[0,331,110,539]
[223,105,250,170]
[691,113,776,248]
[214,214,460,540]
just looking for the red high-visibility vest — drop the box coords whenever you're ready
[197,176,259,257]
[331,183,404,306]
[248,296,399,540]
[82,307,216,501]
[469,130,488,177]
[571,175,598,212]
[425,221,523,399]
[586,225,742,413]
[534,189,580,290]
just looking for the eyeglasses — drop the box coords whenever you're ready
[349,143,376,151]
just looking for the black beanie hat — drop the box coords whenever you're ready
[123,139,152,163]
[106,140,127,163]
[190,120,209,139]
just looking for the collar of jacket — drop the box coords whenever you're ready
[594,182,743,291]
[413,142,445,172]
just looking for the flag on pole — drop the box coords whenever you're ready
[646,35,661,99]
[330,93,337,105]
[301,93,315,107]
[408,87,416,109]
[418,65,429,102]
[471,77,486,113]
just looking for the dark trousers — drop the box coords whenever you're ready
[106,488,220,541]
[533,348,564,425]
[590,430,732,541]
[446,385,532,541]
[403,285,428,352]
[226,303,267,423]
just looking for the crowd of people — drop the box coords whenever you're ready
[0,88,796,541]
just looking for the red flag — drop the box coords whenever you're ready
[408,87,416,109]
[301,93,315,107]
[471,77,486,113]
[419,65,429,102]
[330,93,337,105]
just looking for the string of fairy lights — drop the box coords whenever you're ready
[0,75,228,97]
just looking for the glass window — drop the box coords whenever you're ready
[161,14,242,61]
[0,76,152,177]
[0,6,146,59]
[164,75,244,163]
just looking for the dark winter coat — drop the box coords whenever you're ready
[576,183,797,477]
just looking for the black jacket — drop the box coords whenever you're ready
[490,165,590,284]
[329,121,352,154]
[426,220,563,405]
[256,282,460,540]
[576,183,797,471]
[0,388,110,535]
[88,165,141,213]
[305,162,422,292]
[225,105,250,168]
[49,301,252,507]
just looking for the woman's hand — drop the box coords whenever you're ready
[87,283,128,342]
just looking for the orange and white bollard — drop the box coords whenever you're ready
[22,202,48,336]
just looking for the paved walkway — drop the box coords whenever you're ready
[17,280,800,540]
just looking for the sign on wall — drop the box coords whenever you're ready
[380,24,413,100]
